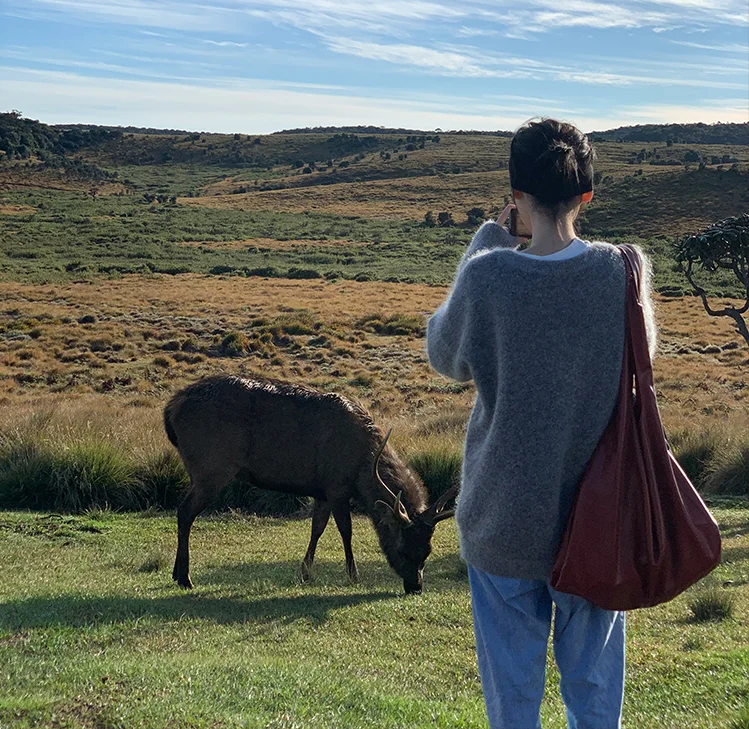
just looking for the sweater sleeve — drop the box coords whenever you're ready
[426,221,513,382]
[459,219,518,265]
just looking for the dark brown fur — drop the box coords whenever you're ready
[164,375,452,593]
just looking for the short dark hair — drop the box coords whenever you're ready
[509,118,595,215]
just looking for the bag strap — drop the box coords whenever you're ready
[618,243,664,420]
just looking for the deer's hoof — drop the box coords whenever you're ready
[299,562,312,583]
[174,573,194,589]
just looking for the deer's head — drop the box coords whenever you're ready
[373,431,458,595]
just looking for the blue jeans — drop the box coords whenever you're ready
[468,565,625,729]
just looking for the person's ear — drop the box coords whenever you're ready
[513,190,525,200]
[581,191,593,203]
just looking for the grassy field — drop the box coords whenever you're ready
[1,124,748,727]
[0,505,747,729]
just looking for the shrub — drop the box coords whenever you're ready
[356,313,425,336]
[437,211,455,227]
[286,267,322,279]
[0,437,143,512]
[669,427,726,488]
[703,441,749,495]
[348,372,375,389]
[688,587,734,622]
[136,450,189,509]
[245,266,279,278]
[409,446,462,503]
[219,331,248,356]
[466,207,485,225]
[268,311,320,336]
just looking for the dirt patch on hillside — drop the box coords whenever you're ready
[0,204,36,215]
[177,237,368,251]
[183,171,507,221]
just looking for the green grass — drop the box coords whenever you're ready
[0,188,473,284]
[1,161,747,295]
[0,504,747,728]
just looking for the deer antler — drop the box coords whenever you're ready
[420,484,459,526]
[372,429,412,525]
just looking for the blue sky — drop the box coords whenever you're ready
[0,0,747,134]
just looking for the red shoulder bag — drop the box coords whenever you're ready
[550,244,722,610]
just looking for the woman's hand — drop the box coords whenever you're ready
[497,204,515,228]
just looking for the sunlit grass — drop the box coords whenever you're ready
[0,506,747,729]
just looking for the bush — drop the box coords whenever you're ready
[409,447,462,503]
[466,207,485,225]
[356,313,425,336]
[688,586,734,622]
[245,266,280,278]
[0,438,143,512]
[437,211,455,227]
[703,442,749,495]
[286,267,322,279]
[136,450,189,509]
[670,427,725,488]
[219,331,248,356]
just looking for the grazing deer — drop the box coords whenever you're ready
[164,375,457,594]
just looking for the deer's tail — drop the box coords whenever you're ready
[163,400,179,449]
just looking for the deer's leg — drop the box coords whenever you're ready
[300,498,331,583]
[332,502,359,583]
[172,477,221,589]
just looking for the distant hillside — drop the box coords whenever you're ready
[54,123,195,136]
[277,125,514,137]
[0,111,122,158]
[0,111,119,182]
[589,122,748,145]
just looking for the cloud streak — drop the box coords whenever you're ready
[3,67,746,134]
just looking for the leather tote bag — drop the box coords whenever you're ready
[550,244,722,610]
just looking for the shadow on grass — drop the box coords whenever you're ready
[718,519,749,539]
[722,545,749,565]
[196,552,468,591]
[0,589,394,632]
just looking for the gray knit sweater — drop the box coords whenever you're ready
[427,221,654,580]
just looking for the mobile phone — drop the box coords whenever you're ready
[509,208,532,238]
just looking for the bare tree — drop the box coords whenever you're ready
[675,214,749,346]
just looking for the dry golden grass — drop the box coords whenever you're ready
[0,203,36,215]
[0,275,747,445]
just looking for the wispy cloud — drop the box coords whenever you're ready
[202,40,248,47]
[670,40,749,52]
[3,67,745,134]
[323,36,748,89]
[1,0,746,131]
[6,0,747,36]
